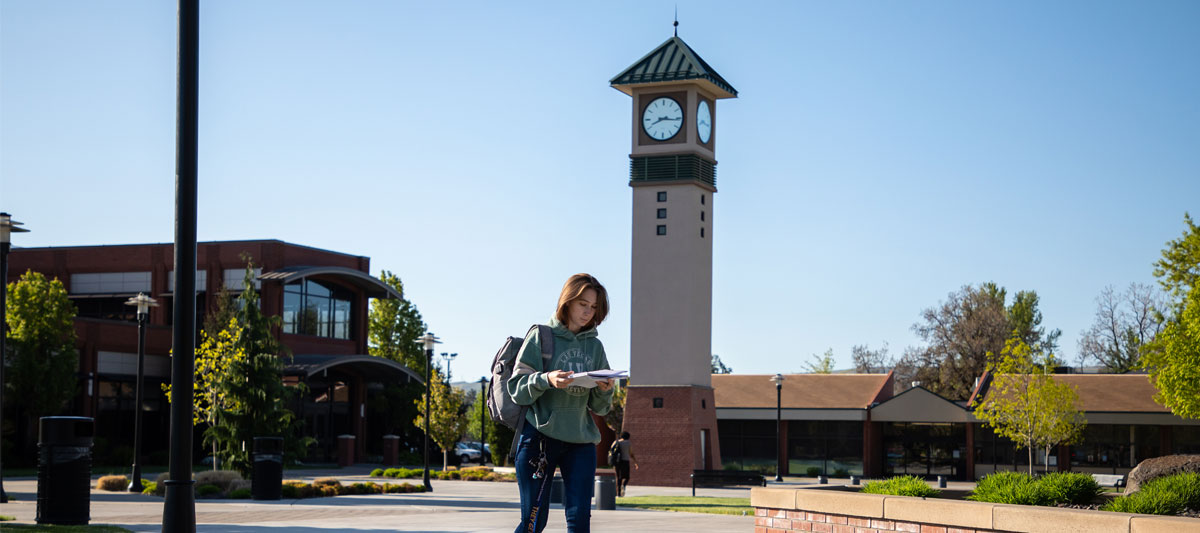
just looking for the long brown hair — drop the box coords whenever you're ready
[555,273,609,330]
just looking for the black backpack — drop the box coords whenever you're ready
[486,324,553,458]
[608,440,621,467]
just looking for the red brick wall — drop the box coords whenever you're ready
[622,385,722,487]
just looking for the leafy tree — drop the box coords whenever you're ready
[465,390,491,445]
[972,339,1086,475]
[5,270,78,453]
[368,270,427,375]
[1142,285,1200,419]
[603,379,627,435]
[710,354,733,374]
[851,343,892,373]
[488,419,515,467]
[166,264,312,474]
[904,283,1060,400]
[414,366,468,470]
[804,348,835,373]
[167,317,246,471]
[1078,283,1164,373]
[1152,213,1200,305]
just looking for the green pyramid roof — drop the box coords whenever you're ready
[610,36,737,99]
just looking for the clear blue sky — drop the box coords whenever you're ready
[3,1,1198,380]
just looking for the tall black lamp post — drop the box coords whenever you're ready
[163,0,200,528]
[418,332,441,492]
[0,212,30,504]
[770,373,784,482]
[124,293,158,493]
[478,376,487,445]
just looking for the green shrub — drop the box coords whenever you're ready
[195,470,242,493]
[141,481,157,495]
[313,477,341,488]
[861,475,940,498]
[370,468,384,477]
[196,484,222,497]
[968,472,1051,506]
[96,475,129,491]
[805,467,821,477]
[229,488,252,499]
[1104,472,1200,515]
[1038,472,1104,505]
[833,468,850,477]
[280,483,299,499]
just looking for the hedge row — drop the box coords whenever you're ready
[370,466,515,482]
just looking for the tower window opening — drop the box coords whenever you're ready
[700,211,705,221]
[657,191,667,202]
[656,225,667,236]
[701,194,705,205]
[653,398,664,408]
[657,208,667,219]
[701,227,705,238]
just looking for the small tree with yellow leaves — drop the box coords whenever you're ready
[414,367,469,470]
[972,338,1086,475]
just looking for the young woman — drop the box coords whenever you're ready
[507,273,615,533]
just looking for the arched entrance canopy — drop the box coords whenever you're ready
[284,354,422,384]
[259,266,401,300]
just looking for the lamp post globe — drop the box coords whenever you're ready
[124,293,158,493]
[0,213,30,504]
[417,332,441,491]
[770,373,784,482]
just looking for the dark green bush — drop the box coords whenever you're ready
[195,484,222,497]
[805,467,821,477]
[370,468,384,477]
[968,472,1051,506]
[1038,472,1104,505]
[1103,472,1200,515]
[861,475,939,498]
[833,468,850,477]
[229,488,252,499]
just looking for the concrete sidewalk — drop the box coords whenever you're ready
[0,471,756,532]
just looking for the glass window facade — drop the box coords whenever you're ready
[1071,424,1160,471]
[1174,426,1200,454]
[282,279,354,340]
[787,421,863,477]
[718,420,777,473]
[886,423,966,478]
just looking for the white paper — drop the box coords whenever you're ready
[565,369,628,388]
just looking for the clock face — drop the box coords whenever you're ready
[642,97,683,141]
[697,100,712,144]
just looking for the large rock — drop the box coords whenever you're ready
[1126,454,1200,493]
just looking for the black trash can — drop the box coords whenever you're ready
[593,475,616,510]
[251,437,283,500]
[36,416,94,525]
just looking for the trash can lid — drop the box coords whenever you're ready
[39,416,95,445]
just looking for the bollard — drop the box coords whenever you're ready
[849,475,860,486]
[937,475,947,488]
[337,434,356,467]
[817,475,828,484]
[382,435,400,466]
[36,417,94,525]
[594,475,616,510]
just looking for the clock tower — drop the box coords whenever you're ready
[611,34,737,487]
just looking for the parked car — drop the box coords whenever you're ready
[455,442,482,464]
[460,441,492,464]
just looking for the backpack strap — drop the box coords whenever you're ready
[509,324,556,460]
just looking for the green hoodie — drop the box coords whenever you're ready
[506,318,614,444]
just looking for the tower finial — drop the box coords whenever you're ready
[674,6,679,37]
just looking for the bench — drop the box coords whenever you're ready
[1091,473,1126,488]
[691,469,767,496]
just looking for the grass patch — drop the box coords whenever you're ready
[1103,472,1200,515]
[0,525,133,532]
[616,495,752,516]
[0,515,15,521]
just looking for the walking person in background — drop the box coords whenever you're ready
[613,431,639,497]
[508,273,615,533]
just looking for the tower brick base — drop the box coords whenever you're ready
[622,385,721,487]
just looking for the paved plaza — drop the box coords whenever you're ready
[0,467,758,532]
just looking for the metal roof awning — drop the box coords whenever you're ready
[258,266,400,299]
[284,354,423,384]
[610,36,738,99]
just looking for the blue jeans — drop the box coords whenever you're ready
[514,423,596,533]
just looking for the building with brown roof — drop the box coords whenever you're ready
[712,371,1200,480]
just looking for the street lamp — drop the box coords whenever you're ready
[440,352,457,382]
[418,332,441,492]
[770,373,784,482]
[478,376,487,459]
[0,213,30,504]
[124,293,158,493]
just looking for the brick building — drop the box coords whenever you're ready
[7,240,420,465]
